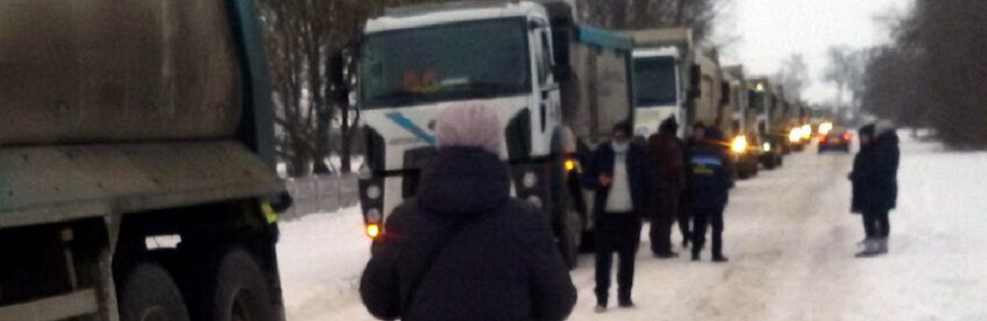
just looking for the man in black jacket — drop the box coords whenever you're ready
[850,123,900,258]
[360,105,577,321]
[583,123,653,312]
[686,123,732,263]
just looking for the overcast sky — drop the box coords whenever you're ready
[719,0,914,104]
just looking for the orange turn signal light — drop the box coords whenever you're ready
[564,159,576,172]
[366,224,381,238]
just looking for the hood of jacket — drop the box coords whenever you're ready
[418,147,511,218]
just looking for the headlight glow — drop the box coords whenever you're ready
[564,159,577,172]
[819,122,834,135]
[366,224,381,238]
[731,136,748,154]
[763,142,772,152]
[789,128,802,143]
[801,125,812,139]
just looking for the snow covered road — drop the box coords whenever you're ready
[278,134,987,321]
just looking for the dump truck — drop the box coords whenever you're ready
[0,1,289,320]
[746,77,785,169]
[722,66,759,179]
[624,29,723,140]
[355,0,635,267]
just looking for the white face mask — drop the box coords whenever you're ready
[612,142,629,153]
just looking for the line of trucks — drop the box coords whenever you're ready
[0,1,818,321]
[355,1,818,267]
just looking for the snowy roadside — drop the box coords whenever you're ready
[277,207,372,321]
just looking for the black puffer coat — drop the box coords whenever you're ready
[360,148,577,321]
[850,127,900,213]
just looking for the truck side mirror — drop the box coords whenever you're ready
[330,53,348,105]
[686,64,702,100]
[720,82,730,104]
[689,64,701,90]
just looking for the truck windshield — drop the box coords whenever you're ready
[749,90,765,112]
[633,57,678,107]
[359,18,531,108]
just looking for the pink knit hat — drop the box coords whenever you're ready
[435,103,502,155]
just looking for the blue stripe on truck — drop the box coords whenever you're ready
[385,112,436,145]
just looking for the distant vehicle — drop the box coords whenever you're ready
[819,127,852,153]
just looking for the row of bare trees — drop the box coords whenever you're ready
[259,0,449,177]
[859,0,987,148]
[578,0,724,40]
[259,0,728,177]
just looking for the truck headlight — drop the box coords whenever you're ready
[763,142,772,152]
[731,135,748,154]
[789,129,802,143]
[366,185,382,200]
[522,172,538,188]
[564,159,577,172]
[366,224,382,238]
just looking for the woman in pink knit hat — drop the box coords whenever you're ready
[361,103,577,321]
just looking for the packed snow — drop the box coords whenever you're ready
[278,132,987,321]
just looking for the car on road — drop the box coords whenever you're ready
[819,127,852,153]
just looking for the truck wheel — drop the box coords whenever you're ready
[201,247,276,321]
[118,262,191,321]
[764,156,777,170]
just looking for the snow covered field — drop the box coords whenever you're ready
[278,133,987,321]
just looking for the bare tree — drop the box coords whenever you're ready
[775,53,811,101]
[579,0,727,42]
[823,46,867,121]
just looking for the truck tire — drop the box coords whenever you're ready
[764,155,777,170]
[118,262,191,321]
[200,247,276,321]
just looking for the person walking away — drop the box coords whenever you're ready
[849,122,900,258]
[360,104,577,321]
[686,123,732,263]
[646,117,688,258]
[584,123,653,312]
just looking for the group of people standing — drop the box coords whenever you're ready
[584,117,733,312]
[359,103,900,321]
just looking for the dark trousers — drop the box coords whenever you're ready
[595,213,641,305]
[650,190,681,254]
[862,210,891,238]
[691,207,724,256]
[678,193,692,243]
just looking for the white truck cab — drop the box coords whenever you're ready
[358,1,563,220]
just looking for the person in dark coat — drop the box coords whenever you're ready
[360,105,577,321]
[686,123,732,263]
[583,123,653,312]
[646,117,688,258]
[849,122,900,257]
